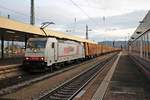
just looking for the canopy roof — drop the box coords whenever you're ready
[129,10,150,44]
[0,16,96,44]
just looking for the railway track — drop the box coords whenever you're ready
[0,64,21,74]
[0,53,115,96]
[35,53,118,100]
[0,64,21,79]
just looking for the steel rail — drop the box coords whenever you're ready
[35,53,118,100]
[0,64,21,76]
[0,53,114,96]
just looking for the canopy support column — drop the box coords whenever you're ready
[25,34,28,49]
[1,34,4,59]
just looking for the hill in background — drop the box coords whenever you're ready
[98,41,128,49]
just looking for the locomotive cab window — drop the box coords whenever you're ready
[27,39,47,49]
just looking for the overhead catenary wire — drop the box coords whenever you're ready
[68,0,106,38]
[69,0,99,26]
[0,4,49,23]
[0,0,101,35]
[0,0,100,26]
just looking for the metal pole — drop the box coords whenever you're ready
[113,41,115,47]
[25,34,28,49]
[12,39,14,56]
[8,14,10,19]
[7,41,9,57]
[30,0,35,25]
[86,24,88,39]
[125,36,126,50]
[1,34,4,59]
[74,18,76,33]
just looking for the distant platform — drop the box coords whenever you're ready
[0,57,22,66]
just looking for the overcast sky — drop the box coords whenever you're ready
[0,0,149,41]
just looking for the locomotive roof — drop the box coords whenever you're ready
[0,16,96,44]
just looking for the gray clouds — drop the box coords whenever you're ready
[0,0,149,41]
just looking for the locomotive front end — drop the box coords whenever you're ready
[23,38,47,69]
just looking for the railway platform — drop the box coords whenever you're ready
[0,57,23,79]
[0,57,22,66]
[0,57,22,74]
[92,52,150,100]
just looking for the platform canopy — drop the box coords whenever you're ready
[0,16,96,44]
[129,10,150,43]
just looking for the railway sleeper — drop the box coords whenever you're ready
[66,83,82,86]
[52,93,71,98]
[63,87,78,91]
[37,54,116,100]
[56,91,74,95]
[64,85,78,89]
[59,89,75,93]
[49,95,68,100]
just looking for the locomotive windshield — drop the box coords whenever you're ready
[27,39,47,49]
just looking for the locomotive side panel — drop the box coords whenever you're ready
[45,38,58,66]
[56,40,85,63]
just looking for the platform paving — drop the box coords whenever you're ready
[91,52,150,100]
[102,53,150,100]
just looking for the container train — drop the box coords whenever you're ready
[23,37,118,70]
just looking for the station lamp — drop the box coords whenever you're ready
[136,31,142,34]
[139,21,144,24]
[131,37,135,39]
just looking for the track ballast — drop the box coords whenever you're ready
[36,54,117,100]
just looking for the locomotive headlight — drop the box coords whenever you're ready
[25,57,29,60]
[40,57,44,61]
